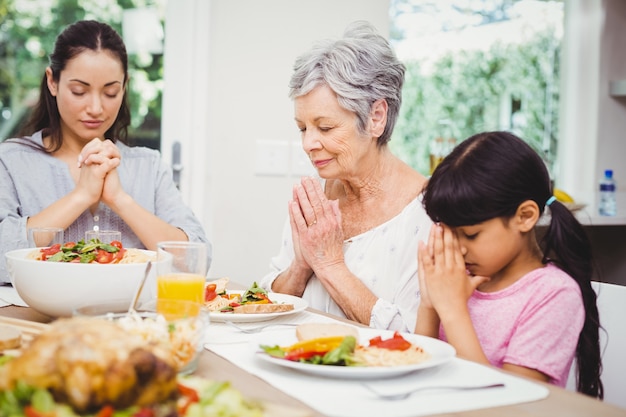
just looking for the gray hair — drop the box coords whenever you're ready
[289,21,405,147]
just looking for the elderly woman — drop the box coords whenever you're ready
[259,21,431,332]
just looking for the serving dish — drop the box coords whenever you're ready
[74,298,209,375]
[209,291,308,323]
[5,247,159,317]
[0,315,295,417]
[253,327,456,379]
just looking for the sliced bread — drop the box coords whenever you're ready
[295,322,360,341]
[232,303,294,314]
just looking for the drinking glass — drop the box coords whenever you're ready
[27,227,64,247]
[156,241,208,305]
[85,230,122,243]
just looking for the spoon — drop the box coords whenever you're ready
[128,261,152,314]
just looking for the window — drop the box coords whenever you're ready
[389,0,563,177]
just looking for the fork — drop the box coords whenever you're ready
[361,382,505,400]
[223,320,299,334]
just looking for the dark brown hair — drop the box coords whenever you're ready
[422,131,603,399]
[18,20,130,152]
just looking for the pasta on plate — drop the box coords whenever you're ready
[354,344,431,367]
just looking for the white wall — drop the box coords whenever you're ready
[162,0,390,285]
[557,0,626,209]
[596,1,626,189]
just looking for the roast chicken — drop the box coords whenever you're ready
[0,316,178,413]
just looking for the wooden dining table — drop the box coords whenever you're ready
[1,303,624,417]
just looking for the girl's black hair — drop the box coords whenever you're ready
[422,131,603,399]
[17,20,130,152]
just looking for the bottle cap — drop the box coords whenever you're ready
[605,169,613,178]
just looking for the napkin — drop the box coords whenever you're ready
[0,285,29,307]
[205,311,549,417]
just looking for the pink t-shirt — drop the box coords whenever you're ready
[439,263,584,387]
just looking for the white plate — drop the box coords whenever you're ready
[253,328,456,379]
[208,292,308,323]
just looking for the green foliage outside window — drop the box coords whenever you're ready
[389,0,561,177]
[391,29,560,176]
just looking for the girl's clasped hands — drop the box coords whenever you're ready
[417,224,489,320]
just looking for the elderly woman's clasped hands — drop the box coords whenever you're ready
[289,177,344,276]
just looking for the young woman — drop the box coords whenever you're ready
[415,131,603,398]
[0,20,211,282]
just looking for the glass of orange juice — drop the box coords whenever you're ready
[156,241,208,314]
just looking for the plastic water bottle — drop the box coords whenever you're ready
[599,169,617,216]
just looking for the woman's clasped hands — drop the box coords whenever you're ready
[289,177,344,274]
[75,138,125,207]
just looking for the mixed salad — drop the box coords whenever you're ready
[35,239,126,264]
[262,335,359,365]
[260,331,413,366]
[204,281,275,312]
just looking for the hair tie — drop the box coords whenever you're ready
[545,196,557,207]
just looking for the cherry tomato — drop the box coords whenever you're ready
[24,406,54,417]
[95,405,114,417]
[110,240,123,249]
[368,331,412,351]
[114,248,127,263]
[132,409,155,417]
[63,242,76,249]
[39,244,61,261]
[205,283,217,302]
[95,249,115,264]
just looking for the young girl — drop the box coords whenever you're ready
[415,131,603,399]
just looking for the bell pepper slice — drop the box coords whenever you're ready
[285,349,329,361]
[368,331,412,351]
[284,336,345,355]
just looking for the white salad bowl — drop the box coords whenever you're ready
[5,247,161,318]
